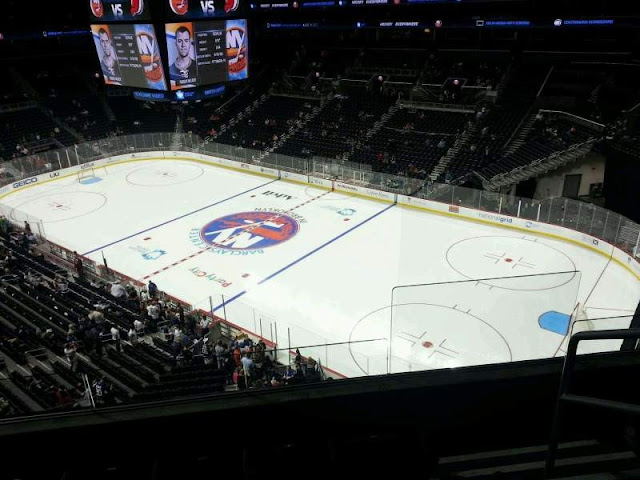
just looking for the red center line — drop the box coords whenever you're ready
[138,189,333,282]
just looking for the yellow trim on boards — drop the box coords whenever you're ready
[0,154,277,201]
[2,153,638,281]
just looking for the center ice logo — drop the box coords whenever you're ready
[199,211,299,251]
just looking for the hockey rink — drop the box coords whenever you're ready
[2,158,639,377]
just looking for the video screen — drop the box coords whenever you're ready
[167,0,242,20]
[166,19,248,90]
[91,24,167,91]
[88,0,151,22]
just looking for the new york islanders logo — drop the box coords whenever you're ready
[200,212,299,251]
[227,25,247,75]
[170,0,189,15]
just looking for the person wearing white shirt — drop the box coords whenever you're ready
[241,354,254,375]
[147,303,160,321]
[128,327,138,345]
[110,326,121,352]
[88,310,104,324]
[133,318,145,334]
[110,326,120,341]
[110,282,127,299]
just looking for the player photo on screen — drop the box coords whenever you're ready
[91,25,123,85]
[166,23,198,90]
[91,24,167,91]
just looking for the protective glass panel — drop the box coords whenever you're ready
[381,272,581,375]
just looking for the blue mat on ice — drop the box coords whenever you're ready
[539,311,571,336]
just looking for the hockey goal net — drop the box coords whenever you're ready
[77,166,107,183]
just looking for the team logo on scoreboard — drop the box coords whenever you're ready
[226,23,247,77]
[170,0,189,15]
[131,0,145,15]
[90,0,104,17]
[225,0,240,13]
[198,211,299,251]
[136,30,164,82]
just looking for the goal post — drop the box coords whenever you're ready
[77,166,107,183]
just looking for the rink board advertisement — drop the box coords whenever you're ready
[88,0,151,22]
[166,19,248,90]
[91,24,167,91]
[166,0,243,19]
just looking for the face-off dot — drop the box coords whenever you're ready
[422,341,434,349]
[505,258,513,263]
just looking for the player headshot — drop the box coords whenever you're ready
[97,28,121,79]
[170,26,196,84]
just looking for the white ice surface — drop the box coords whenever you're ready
[2,159,638,377]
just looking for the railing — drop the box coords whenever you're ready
[539,109,606,133]
[418,181,640,258]
[487,138,598,189]
[1,132,638,259]
[545,328,640,478]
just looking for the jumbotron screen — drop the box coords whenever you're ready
[89,0,151,22]
[91,24,167,91]
[166,19,248,90]
[167,0,242,19]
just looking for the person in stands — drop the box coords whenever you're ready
[110,325,121,352]
[73,251,84,280]
[110,281,127,299]
[148,280,158,298]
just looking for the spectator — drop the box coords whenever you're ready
[110,326,121,352]
[64,342,78,371]
[88,309,104,324]
[148,280,158,298]
[110,281,127,299]
[283,365,296,385]
[215,341,226,370]
[241,353,254,377]
[146,301,161,322]
[134,318,145,334]
[73,252,84,279]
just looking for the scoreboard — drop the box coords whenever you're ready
[166,19,248,90]
[91,24,167,91]
[167,0,243,19]
[89,0,151,22]
[89,0,249,94]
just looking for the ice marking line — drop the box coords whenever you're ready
[138,189,333,282]
[212,203,396,312]
[81,178,279,256]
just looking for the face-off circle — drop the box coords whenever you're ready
[9,192,108,223]
[446,236,577,291]
[125,164,204,187]
[349,303,512,376]
[200,211,299,251]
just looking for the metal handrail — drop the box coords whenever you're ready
[545,328,640,478]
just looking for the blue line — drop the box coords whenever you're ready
[82,178,279,256]
[213,203,396,312]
